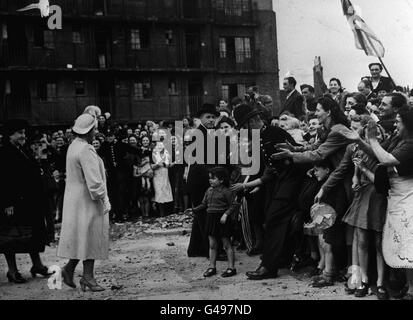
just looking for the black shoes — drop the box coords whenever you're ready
[376,286,389,300]
[221,268,237,278]
[6,271,27,284]
[203,268,217,277]
[30,265,51,278]
[246,266,278,280]
[354,282,370,298]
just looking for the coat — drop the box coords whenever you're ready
[281,90,306,118]
[57,138,109,260]
[0,143,50,253]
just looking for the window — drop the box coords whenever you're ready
[131,28,149,50]
[133,80,152,99]
[2,22,7,40]
[237,84,246,97]
[72,25,83,43]
[168,79,178,95]
[216,0,224,10]
[221,85,229,102]
[38,82,57,101]
[219,37,227,58]
[165,29,174,45]
[221,0,251,15]
[235,37,251,63]
[117,81,130,97]
[74,80,85,95]
[44,30,54,49]
[131,29,141,50]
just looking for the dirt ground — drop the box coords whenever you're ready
[0,220,377,300]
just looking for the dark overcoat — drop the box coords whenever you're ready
[0,143,49,253]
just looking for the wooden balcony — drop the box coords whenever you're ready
[0,42,214,70]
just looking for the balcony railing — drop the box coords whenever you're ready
[1,42,214,70]
[0,95,215,124]
[1,0,255,24]
[213,0,255,24]
[218,50,259,72]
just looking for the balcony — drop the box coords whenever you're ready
[0,0,218,23]
[218,50,260,73]
[59,0,181,20]
[0,42,214,70]
[213,0,255,24]
[0,95,214,124]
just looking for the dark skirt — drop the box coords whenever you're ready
[205,211,233,238]
[343,183,387,232]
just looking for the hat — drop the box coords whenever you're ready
[233,103,262,129]
[3,119,28,137]
[196,103,220,118]
[72,114,97,135]
[83,105,102,118]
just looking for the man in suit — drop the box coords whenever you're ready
[187,103,220,257]
[281,77,306,118]
[367,63,395,95]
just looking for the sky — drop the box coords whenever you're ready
[273,0,413,91]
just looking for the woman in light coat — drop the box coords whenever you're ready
[57,113,111,292]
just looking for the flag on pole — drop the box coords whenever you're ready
[341,0,385,57]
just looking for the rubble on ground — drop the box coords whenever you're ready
[110,213,193,240]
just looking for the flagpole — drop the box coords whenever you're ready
[364,35,397,88]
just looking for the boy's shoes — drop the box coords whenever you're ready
[344,283,356,295]
[312,274,334,287]
[376,286,389,300]
[203,268,217,277]
[221,268,237,278]
[354,282,369,298]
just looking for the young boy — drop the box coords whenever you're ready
[297,160,347,287]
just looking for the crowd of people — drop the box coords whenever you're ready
[1,62,413,299]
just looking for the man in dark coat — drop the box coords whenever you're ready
[231,104,304,279]
[99,130,140,222]
[0,119,51,283]
[281,77,306,117]
[186,103,220,257]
